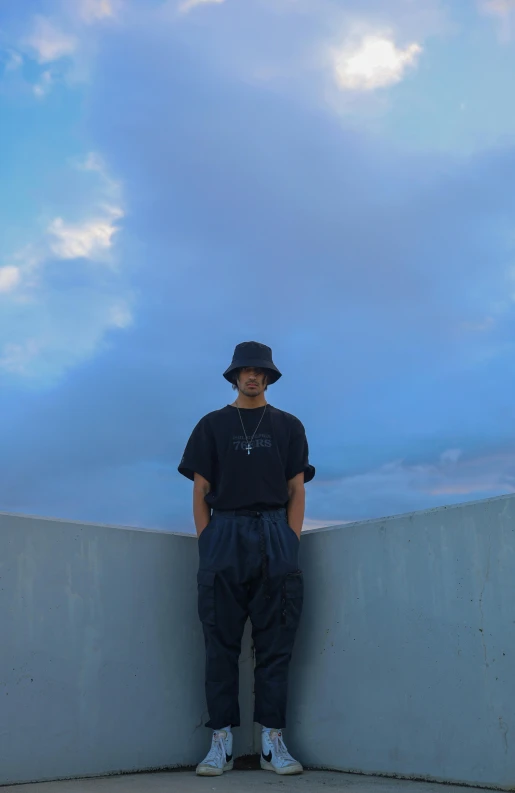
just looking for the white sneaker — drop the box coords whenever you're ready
[260,729,303,775]
[196,730,234,776]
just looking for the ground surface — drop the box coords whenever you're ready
[1,761,484,793]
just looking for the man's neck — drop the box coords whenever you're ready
[232,397,268,409]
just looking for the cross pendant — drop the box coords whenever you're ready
[246,443,252,455]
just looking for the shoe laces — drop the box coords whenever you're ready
[269,731,293,763]
[205,731,228,766]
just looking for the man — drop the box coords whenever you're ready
[178,341,315,777]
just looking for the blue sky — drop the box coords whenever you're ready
[1,0,515,533]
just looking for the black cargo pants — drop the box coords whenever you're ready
[197,507,303,730]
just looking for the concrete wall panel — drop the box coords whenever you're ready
[0,514,254,785]
[287,494,515,789]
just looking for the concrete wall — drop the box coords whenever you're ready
[2,493,515,788]
[287,493,515,790]
[0,513,254,786]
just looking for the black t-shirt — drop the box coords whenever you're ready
[178,404,315,511]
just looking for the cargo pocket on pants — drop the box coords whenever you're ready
[197,569,216,626]
[281,570,304,629]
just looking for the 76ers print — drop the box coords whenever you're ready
[232,432,272,452]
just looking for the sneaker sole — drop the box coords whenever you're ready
[196,760,234,776]
[260,758,303,775]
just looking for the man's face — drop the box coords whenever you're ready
[238,367,267,393]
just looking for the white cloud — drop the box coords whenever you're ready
[20,5,116,97]
[76,152,122,200]
[33,70,54,98]
[333,32,422,91]
[4,50,23,71]
[109,302,133,328]
[81,152,106,172]
[79,0,117,23]
[179,0,226,15]
[460,316,495,332]
[0,266,21,293]
[480,0,515,16]
[0,340,41,375]
[479,0,515,40]
[48,206,124,261]
[25,16,78,63]
[440,448,462,465]
[0,154,131,383]
[8,246,44,275]
[311,448,515,525]
[302,516,352,532]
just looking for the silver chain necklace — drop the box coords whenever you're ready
[236,403,268,455]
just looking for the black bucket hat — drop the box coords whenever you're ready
[223,341,282,385]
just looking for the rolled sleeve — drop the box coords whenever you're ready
[177,417,216,484]
[286,418,315,483]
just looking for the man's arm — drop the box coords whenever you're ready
[193,472,212,538]
[286,472,305,539]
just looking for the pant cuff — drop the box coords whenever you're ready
[254,716,286,729]
[206,719,240,730]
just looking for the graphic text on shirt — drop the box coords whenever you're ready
[232,432,272,452]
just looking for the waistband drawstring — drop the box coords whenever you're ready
[212,508,279,600]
